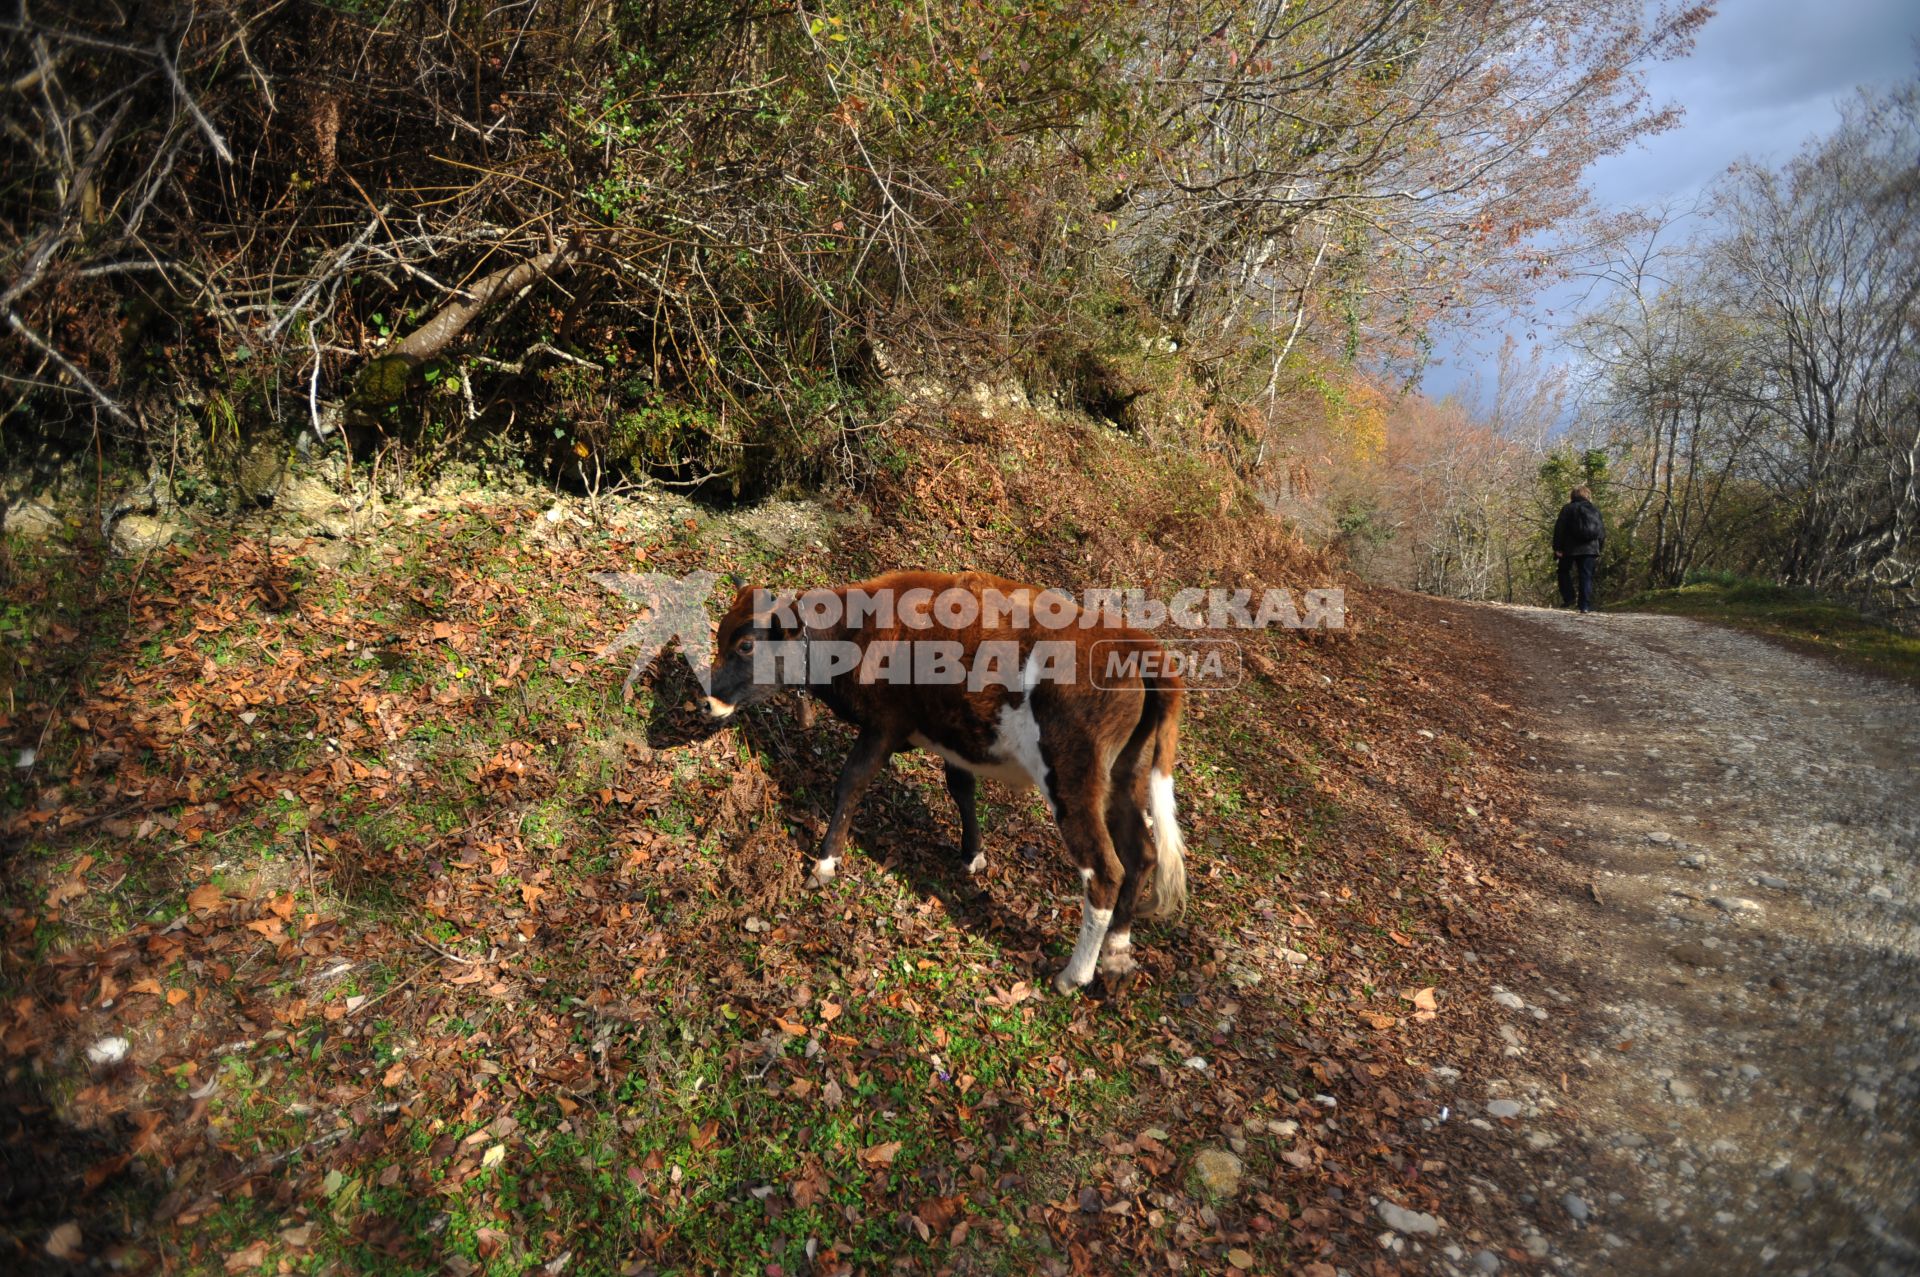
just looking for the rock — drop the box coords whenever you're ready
[1667,942,1723,968]
[1738,1064,1762,1081]
[1786,1169,1815,1194]
[4,499,62,539]
[1561,1192,1591,1223]
[1278,947,1311,965]
[1492,990,1525,1011]
[276,473,348,523]
[1845,1086,1878,1115]
[1523,1233,1550,1258]
[1755,873,1790,890]
[300,538,354,570]
[1486,1099,1522,1119]
[109,514,177,556]
[1647,831,1675,844]
[1708,896,1761,914]
[1866,884,1894,902]
[85,1036,130,1066]
[1679,852,1708,869]
[1376,1200,1441,1236]
[1667,1078,1698,1102]
[1191,1148,1243,1199]
[1472,1248,1502,1273]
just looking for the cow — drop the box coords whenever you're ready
[704,570,1188,995]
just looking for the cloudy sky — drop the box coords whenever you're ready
[1419,0,1920,406]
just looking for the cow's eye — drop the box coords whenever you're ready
[735,637,755,656]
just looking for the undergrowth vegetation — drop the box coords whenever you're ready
[3,1,1702,506]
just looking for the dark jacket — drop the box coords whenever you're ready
[1552,498,1605,558]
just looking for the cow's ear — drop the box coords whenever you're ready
[763,592,795,639]
[727,584,757,615]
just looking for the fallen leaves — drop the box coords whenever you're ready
[789,1158,830,1208]
[223,1239,270,1272]
[856,1140,902,1168]
[1400,985,1440,1021]
[46,876,89,908]
[44,1222,82,1261]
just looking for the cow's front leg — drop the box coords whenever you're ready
[810,728,893,886]
[944,763,986,876]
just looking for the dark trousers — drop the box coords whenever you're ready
[1557,554,1597,611]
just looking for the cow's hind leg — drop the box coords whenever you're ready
[943,763,986,876]
[1098,747,1156,982]
[1098,798,1154,981]
[1049,762,1123,995]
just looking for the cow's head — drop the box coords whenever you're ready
[705,585,795,720]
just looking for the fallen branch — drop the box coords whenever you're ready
[383,239,574,365]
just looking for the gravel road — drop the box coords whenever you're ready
[1455,604,1919,1277]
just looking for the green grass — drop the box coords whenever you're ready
[1619,574,1920,686]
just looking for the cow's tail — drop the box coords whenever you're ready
[1136,673,1188,921]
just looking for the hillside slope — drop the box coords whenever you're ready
[4,406,1551,1275]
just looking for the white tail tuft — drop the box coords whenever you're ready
[1142,770,1188,919]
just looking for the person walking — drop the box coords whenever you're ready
[1552,485,1605,613]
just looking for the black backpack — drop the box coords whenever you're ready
[1571,501,1603,544]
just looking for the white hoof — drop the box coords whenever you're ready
[965,852,988,876]
[1053,969,1088,996]
[1097,949,1137,977]
[806,856,838,888]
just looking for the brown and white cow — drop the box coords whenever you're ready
[705,570,1187,994]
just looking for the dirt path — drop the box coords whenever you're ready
[1449,603,1919,1277]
